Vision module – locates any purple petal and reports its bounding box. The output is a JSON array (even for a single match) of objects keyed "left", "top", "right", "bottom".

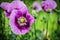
[
  {"left": 4, "top": 11, "right": 10, "bottom": 18},
  {"left": 14, "top": 0, "right": 21, "bottom": 1},
  {"left": 41, "top": 0, "right": 57, "bottom": 11},
  {"left": 46, "top": 0, "right": 57, "bottom": 9},
  {"left": 50, "top": 1, "right": 57, "bottom": 9},
  {"left": 1, "top": 1, "right": 28, "bottom": 18},
  {"left": 0, "top": 2, "right": 9, "bottom": 10},
  {"left": 26, "top": 12, "right": 34, "bottom": 26},
  {"left": 8, "top": 1, "right": 28, "bottom": 13}
]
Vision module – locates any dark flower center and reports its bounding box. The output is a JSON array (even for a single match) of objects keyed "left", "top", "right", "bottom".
[
  {"left": 42, "top": 6, "right": 46, "bottom": 11},
  {"left": 58, "top": 20, "right": 60, "bottom": 24},
  {"left": 33, "top": 6, "right": 37, "bottom": 10},
  {"left": 15, "top": 14, "right": 30, "bottom": 30}
]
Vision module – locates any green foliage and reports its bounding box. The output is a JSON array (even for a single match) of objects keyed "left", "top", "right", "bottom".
[{"left": 47, "top": 12, "right": 58, "bottom": 36}]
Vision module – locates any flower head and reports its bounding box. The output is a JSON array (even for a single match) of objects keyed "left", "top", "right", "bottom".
[
  {"left": 9, "top": 9, "right": 34, "bottom": 34},
  {"left": 1, "top": 1, "right": 27, "bottom": 18},
  {"left": 32, "top": 1, "right": 42, "bottom": 12},
  {"left": 58, "top": 19, "right": 60, "bottom": 24},
  {"left": 41, "top": 0, "right": 57, "bottom": 13}
]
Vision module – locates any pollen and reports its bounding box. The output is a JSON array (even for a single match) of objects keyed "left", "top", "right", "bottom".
[{"left": 19, "top": 17, "right": 25, "bottom": 23}]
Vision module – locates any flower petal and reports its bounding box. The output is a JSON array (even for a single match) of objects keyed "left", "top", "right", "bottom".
[
  {"left": 0, "top": 2, "right": 9, "bottom": 10},
  {"left": 8, "top": 1, "right": 28, "bottom": 13},
  {"left": 1, "top": 1, "right": 28, "bottom": 18},
  {"left": 4, "top": 11, "right": 10, "bottom": 18},
  {"left": 26, "top": 12, "right": 34, "bottom": 26}
]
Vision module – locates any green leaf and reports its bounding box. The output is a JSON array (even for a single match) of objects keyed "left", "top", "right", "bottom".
[
  {"left": 47, "top": 12, "right": 58, "bottom": 36},
  {"left": 35, "top": 11, "right": 48, "bottom": 31}
]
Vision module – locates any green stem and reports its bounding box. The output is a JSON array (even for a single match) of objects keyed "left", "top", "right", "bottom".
[
  {"left": 46, "top": 14, "right": 49, "bottom": 38},
  {"left": 34, "top": 19, "right": 36, "bottom": 40}
]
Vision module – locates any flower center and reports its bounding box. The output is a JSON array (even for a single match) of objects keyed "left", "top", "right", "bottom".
[
  {"left": 33, "top": 7, "right": 37, "bottom": 10},
  {"left": 18, "top": 16, "right": 27, "bottom": 26},
  {"left": 19, "top": 17, "right": 25, "bottom": 23}
]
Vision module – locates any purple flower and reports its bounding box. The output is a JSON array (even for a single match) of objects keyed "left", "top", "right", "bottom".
[
  {"left": 41, "top": 0, "right": 57, "bottom": 13},
  {"left": 9, "top": 9, "right": 34, "bottom": 34},
  {"left": 1, "top": 1, "right": 27, "bottom": 18},
  {"left": 32, "top": 1, "right": 42, "bottom": 12},
  {"left": 58, "top": 20, "right": 60, "bottom": 24}
]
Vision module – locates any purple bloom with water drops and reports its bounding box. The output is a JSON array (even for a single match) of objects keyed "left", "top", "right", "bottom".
[
  {"left": 32, "top": 1, "right": 42, "bottom": 12},
  {"left": 0, "top": 1, "right": 27, "bottom": 18},
  {"left": 9, "top": 9, "right": 34, "bottom": 34},
  {"left": 41, "top": 0, "right": 57, "bottom": 13}
]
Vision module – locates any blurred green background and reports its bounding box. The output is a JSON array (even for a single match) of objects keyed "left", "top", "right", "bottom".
[{"left": 0, "top": 0, "right": 60, "bottom": 40}]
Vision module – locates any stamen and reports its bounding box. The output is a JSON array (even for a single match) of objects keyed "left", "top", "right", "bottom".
[
  {"left": 19, "top": 17, "right": 25, "bottom": 23},
  {"left": 18, "top": 16, "right": 27, "bottom": 26}
]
